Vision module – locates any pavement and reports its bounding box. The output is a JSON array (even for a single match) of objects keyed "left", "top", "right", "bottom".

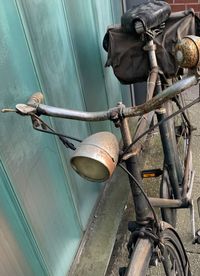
[{"left": 70, "top": 84, "right": 200, "bottom": 276}]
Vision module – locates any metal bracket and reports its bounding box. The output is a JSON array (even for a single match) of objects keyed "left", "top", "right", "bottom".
[
  {"left": 193, "top": 228, "right": 200, "bottom": 244},
  {"left": 143, "top": 43, "right": 157, "bottom": 52},
  {"left": 155, "top": 107, "right": 166, "bottom": 114},
  {"left": 193, "top": 197, "right": 200, "bottom": 244},
  {"left": 110, "top": 102, "right": 125, "bottom": 128}
]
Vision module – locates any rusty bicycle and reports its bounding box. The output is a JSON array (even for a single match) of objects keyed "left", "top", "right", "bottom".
[{"left": 2, "top": 1, "right": 200, "bottom": 275}]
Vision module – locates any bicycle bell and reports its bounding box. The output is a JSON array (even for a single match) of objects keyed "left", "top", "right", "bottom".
[
  {"left": 175, "top": 35, "right": 200, "bottom": 68},
  {"left": 70, "top": 132, "right": 119, "bottom": 182}
]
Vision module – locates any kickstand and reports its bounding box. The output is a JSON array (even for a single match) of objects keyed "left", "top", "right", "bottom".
[
  {"left": 190, "top": 200, "right": 196, "bottom": 239},
  {"left": 193, "top": 197, "right": 200, "bottom": 244}
]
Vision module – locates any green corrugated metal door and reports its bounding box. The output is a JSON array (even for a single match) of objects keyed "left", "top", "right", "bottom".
[{"left": 0, "top": 0, "right": 124, "bottom": 275}]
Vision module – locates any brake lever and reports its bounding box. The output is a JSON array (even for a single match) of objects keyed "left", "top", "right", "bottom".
[
  {"left": 1, "top": 104, "right": 37, "bottom": 115},
  {"left": 1, "top": 104, "right": 35, "bottom": 115},
  {"left": 1, "top": 108, "right": 17, "bottom": 113},
  {"left": 15, "top": 104, "right": 46, "bottom": 130},
  {"left": 15, "top": 104, "right": 37, "bottom": 115},
  {"left": 2, "top": 92, "right": 44, "bottom": 115}
]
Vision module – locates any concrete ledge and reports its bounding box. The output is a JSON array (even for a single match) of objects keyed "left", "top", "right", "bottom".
[{"left": 69, "top": 167, "right": 130, "bottom": 276}]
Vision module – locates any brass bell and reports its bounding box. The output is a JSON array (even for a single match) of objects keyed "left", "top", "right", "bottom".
[
  {"left": 70, "top": 132, "right": 119, "bottom": 182},
  {"left": 175, "top": 35, "right": 200, "bottom": 68}
]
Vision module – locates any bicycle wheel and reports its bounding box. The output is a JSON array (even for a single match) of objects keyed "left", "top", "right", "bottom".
[
  {"left": 160, "top": 94, "right": 192, "bottom": 227},
  {"left": 124, "top": 222, "right": 191, "bottom": 276},
  {"left": 171, "top": 94, "right": 191, "bottom": 181}
]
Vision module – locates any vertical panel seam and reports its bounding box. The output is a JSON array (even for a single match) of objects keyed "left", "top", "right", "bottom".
[
  {"left": 110, "top": 0, "right": 115, "bottom": 23},
  {"left": 91, "top": 0, "right": 119, "bottom": 133},
  {"left": 61, "top": 0, "right": 92, "bottom": 134},
  {"left": 91, "top": 1, "right": 111, "bottom": 110},
  {"left": 14, "top": 0, "right": 43, "bottom": 92},
  {"left": 14, "top": 0, "right": 85, "bottom": 231},
  {"left": 0, "top": 160, "right": 49, "bottom": 275}
]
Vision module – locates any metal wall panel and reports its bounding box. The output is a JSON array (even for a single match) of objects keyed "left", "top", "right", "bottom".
[
  {"left": 0, "top": 1, "right": 85, "bottom": 274},
  {"left": 0, "top": 162, "right": 45, "bottom": 275},
  {"left": 0, "top": 0, "right": 124, "bottom": 274},
  {"left": 16, "top": 0, "right": 102, "bottom": 230}
]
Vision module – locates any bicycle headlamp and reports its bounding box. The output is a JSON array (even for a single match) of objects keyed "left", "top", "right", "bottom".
[
  {"left": 175, "top": 35, "right": 200, "bottom": 68},
  {"left": 70, "top": 132, "right": 119, "bottom": 182}
]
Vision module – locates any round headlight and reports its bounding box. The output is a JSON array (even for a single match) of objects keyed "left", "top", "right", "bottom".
[{"left": 70, "top": 132, "right": 119, "bottom": 182}]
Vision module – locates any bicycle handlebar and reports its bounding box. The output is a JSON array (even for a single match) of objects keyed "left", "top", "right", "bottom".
[
  {"left": 124, "top": 74, "right": 198, "bottom": 117},
  {"left": 30, "top": 75, "right": 198, "bottom": 121},
  {"left": 2, "top": 74, "right": 198, "bottom": 120},
  {"left": 37, "top": 104, "right": 111, "bottom": 121}
]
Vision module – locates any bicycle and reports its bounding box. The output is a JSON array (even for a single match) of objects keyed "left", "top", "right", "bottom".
[{"left": 2, "top": 2, "right": 200, "bottom": 276}]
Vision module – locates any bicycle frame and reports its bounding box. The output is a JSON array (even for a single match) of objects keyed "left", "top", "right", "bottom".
[{"left": 2, "top": 40, "right": 199, "bottom": 227}]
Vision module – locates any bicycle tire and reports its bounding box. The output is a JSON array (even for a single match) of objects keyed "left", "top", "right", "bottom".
[
  {"left": 124, "top": 222, "right": 191, "bottom": 276},
  {"left": 171, "top": 94, "right": 191, "bottom": 181},
  {"left": 160, "top": 94, "right": 192, "bottom": 227}
]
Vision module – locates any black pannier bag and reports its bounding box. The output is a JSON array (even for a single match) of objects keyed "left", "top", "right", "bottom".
[{"left": 103, "top": 9, "right": 200, "bottom": 84}]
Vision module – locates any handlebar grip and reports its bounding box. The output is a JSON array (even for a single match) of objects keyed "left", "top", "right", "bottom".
[{"left": 27, "top": 92, "right": 44, "bottom": 106}]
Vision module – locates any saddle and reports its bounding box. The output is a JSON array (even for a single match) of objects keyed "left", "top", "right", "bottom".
[{"left": 121, "top": 0, "right": 171, "bottom": 34}]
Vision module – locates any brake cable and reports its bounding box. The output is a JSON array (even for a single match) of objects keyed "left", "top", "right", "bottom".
[
  {"left": 30, "top": 113, "right": 82, "bottom": 150},
  {"left": 120, "top": 96, "right": 200, "bottom": 161}
]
